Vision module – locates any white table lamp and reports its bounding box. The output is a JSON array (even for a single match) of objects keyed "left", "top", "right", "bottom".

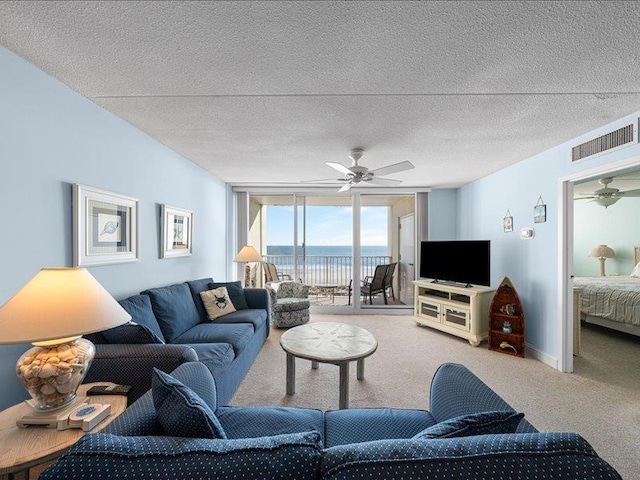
[
  {"left": 0, "top": 268, "right": 131, "bottom": 411},
  {"left": 589, "top": 245, "right": 615, "bottom": 276},
  {"left": 234, "top": 246, "right": 263, "bottom": 287}
]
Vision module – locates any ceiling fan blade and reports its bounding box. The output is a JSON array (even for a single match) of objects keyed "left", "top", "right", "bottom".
[
  {"left": 368, "top": 177, "right": 402, "bottom": 186},
  {"left": 325, "top": 162, "right": 353, "bottom": 176},
  {"left": 617, "top": 188, "right": 640, "bottom": 197},
  {"left": 300, "top": 178, "right": 347, "bottom": 184},
  {"left": 338, "top": 182, "right": 353, "bottom": 192},
  {"left": 369, "top": 161, "right": 415, "bottom": 177},
  {"left": 574, "top": 196, "right": 596, "bottom": 200}
]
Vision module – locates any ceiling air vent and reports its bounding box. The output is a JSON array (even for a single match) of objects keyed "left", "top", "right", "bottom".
[{"left": 571, "top": 121, "right": 638, "bottom": 163}]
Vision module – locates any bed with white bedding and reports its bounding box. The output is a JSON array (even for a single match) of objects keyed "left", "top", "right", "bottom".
[{"left": 573, "top": 246, "right": 640, "bottom": 336}]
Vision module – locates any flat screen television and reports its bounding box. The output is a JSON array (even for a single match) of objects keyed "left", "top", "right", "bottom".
[{"left": 419, "top": 240, "right": 491, "bottom": 287}]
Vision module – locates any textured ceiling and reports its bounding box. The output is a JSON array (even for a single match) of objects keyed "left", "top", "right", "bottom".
[{"left": 1, "top": 1, "right": 640, "bottom": 189}]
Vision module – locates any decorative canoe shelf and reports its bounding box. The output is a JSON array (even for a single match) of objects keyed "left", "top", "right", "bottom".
[{"left": 488, "top": 276, "right": 525, "bottom": 358}]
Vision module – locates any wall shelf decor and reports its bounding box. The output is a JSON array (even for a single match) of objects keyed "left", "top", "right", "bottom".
[
  {"left": 73, "top": 184, "right": 139, "bottom": 267},
  {"left": 488, "top": 276, "right": 525, "bottom": 358},
  {"left": 161, "top": 205, "right": 193, "bottom": 258}
]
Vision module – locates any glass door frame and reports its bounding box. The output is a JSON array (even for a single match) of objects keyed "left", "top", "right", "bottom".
[{"left": 236, "top": 186, "right": 424, "bottom": 314}]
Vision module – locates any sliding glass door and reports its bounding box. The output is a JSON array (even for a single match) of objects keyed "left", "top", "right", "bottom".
[
  {"left": 244, "top": 191, "right": 415, "bottom": 311},
  {"left": 359, "top": 194, "right": 415, "bottom": 309}
]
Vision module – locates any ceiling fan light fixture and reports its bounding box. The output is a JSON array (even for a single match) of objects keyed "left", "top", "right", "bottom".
[{"left": 594, "top": 196, "right": 619, "bottom": 208}]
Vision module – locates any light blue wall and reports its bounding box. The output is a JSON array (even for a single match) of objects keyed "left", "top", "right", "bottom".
[
  {"left": 457, "top": 111, "right": 640, "bottom": 362},
  {"left": 428, "top": 189, "right": 458, "bottom": 240},
  {"left": 574, "top": 198, "right": 640, "bottom": 276},
  {"left": 0, "top": 47, "right": 229, "bottom": 409}
]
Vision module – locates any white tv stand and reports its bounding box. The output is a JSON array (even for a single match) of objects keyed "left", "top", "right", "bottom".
[{"left": 413, "top": 279, "right": 495, "bottom": 346}]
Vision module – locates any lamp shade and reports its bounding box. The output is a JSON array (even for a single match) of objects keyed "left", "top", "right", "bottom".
[
  {"left": 0, "top": 267, "right": 131, "bottom": 345},
  {"left": 589, "top": 245, "right": 615, "bottom": 259},
  {"left": 233, "top": 245, "right": 263, "bottom": 263}
]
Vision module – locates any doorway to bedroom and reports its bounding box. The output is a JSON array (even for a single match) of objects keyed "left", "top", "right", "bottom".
[
  {"left": 561, "top": 158, "right": 640, "bottom": 372},
  {"left": 572, "top": 168, "right": 640, "bottom": 351}
]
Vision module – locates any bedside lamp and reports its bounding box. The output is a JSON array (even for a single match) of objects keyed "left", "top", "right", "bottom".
[
  {"left": 234, "top": 246, "right": 263, "bottom": 287},
  {"left": 589, "top": 245, "right": 615, "bottom": 276},
  {"left": 0, "top": 268, "right": 130, "bottom": 411}
]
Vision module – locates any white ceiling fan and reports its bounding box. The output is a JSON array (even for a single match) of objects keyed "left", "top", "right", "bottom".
[
  {"left": 303, "top": 148, "right": 415, "bottom": 192},
  {"left": 575, "top": 177, "right": 640, "bottom": 208}
]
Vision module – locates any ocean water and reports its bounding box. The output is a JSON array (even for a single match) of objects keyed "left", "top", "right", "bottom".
[
  {"left": 266, "top": 245, "right": 390, "bottom": 284},
  {"left": 267, "top": 245, "right": 388, "bottom": 258}
]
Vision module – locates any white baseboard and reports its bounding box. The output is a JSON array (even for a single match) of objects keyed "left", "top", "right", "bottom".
[{"left": 525, "top": 342, "right": 558, "bottom": 369}]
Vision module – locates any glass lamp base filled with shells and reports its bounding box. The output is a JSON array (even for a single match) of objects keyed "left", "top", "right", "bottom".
[{"left": 16, "top": 337, "right": 95, "bottom": 410}]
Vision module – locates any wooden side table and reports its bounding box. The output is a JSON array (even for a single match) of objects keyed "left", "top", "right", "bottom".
[
  {"left": 0, "top": 382, "right": 127, "bottom": 480},
  {"left": 314, "top": 283, "right": 338, "bottom": 304}
]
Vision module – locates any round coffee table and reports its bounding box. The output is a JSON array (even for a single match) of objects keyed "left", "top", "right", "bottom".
[{"left": 280, "top": 322, "right": 377, "bottom": 409}]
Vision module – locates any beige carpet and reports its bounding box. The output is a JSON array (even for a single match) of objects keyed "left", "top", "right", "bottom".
[{"left": 231, "top": 314, "right": 639, "bottom": 479}]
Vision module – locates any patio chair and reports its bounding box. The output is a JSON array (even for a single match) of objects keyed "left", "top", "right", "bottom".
[
  {"left": 383, "top": 262, "right": 397, "bottom": 301},
  {"left": 263, "top": 262, "right": 292, "bottom": 283},
  {"left": 360, "top": 264, "right": 389, "bottom": 305}
]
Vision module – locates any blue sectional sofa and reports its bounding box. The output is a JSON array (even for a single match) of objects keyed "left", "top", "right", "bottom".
[
  {"left": 83, "top": 278, "right": 270, "bottom": 405},
  {"left": 49, "top": 362, "right": 621, "bottom": 479}
]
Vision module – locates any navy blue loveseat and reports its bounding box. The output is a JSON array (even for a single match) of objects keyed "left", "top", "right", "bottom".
[
  {"left": 83, "top": 278, "right": 269, "bottom": 405},
  {"left": 52, "top": 362, "right": 621, "bottom": 479}
]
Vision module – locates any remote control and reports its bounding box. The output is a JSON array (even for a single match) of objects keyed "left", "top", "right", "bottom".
[{"left": 87, "top": 384, "right": 132, "bottom": 396}]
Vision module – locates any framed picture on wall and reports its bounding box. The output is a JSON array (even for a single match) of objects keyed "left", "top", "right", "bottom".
[
  {"left": 161, "top": 204, "right": 193, "bottom": 258},
  {"left": 73, "top": 184, "right": 139, "bottom": 266},
  {"left": 534, "top": 196, "right": 547, "bottom": 223},
  {"left": 503, "top": 210, "right": 513, "bottom": 233}
]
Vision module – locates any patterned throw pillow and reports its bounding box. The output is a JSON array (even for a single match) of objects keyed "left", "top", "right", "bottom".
[
  {"left": 209, "top": 281, "right": 249, "bottom": 310},
  {"left": 412, "top": 410, "right": 524, "bottom": 439},
  {"left": 152, "top": 368, "right": 227, "bottom": 439},
  {"left": 101, "top": 322, "right": 164, "bottom": 344},
  {"left": 200, "top": 287, "right": 237, "bottom": 320}
]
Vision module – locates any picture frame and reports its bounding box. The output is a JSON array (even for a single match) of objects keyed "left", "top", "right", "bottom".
[
  {"left": 534, "top": 196, "right": 547, "bottom": 223},
  {"left": 161, "top": 205, "right": 193, "bottom": 258},
  {"left": 503, "top": 210, "right": 513, "bottom": 233},
  {"left": 73, "top": 184, "right": 139, "bottom": 267}
]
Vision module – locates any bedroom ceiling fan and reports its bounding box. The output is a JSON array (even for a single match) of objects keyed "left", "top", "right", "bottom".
[
  {"left": 575, "top": 177, "right": 640, "bottom": 208},
  {"left": 303, "top": 148, "right": 415, "bottom": 192}
]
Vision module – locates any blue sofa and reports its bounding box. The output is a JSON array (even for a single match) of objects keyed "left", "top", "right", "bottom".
[
  {"left": 48, "top": 362, "right": 621, "bottom": 479},
  {"left": 83, "top": 278, "right": 270, "bottom": 405}
]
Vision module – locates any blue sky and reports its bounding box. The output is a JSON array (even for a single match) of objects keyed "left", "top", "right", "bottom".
[{"left": 267, "top": 205, "right": 388, "bottom": 246}]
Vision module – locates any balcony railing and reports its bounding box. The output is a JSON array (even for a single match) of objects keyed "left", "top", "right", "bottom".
[{"left": 263, "top": 255, "right": 392, "bottom": 290}]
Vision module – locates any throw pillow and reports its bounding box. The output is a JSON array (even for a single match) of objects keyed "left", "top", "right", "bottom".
[
  {"left": 201, "top": 287, "right": 237, "bottom": 320},
  {"left": 631, "top": 262, "right": 640, "bottom": 277},
  {"left": 209, "top": 281, "right": 249, "bottom": 310},
  {"left": 101, "top": 322, "right": 164, "bottom": 344},
  {"left": 117, "top": 294, "right": 166, "bottom": 343},
  {"left": 412, "top": 410, "right": 524, "bottom": 439},
  {"left": 152, "top": 368, "right": 227, "bottom": 439}
]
